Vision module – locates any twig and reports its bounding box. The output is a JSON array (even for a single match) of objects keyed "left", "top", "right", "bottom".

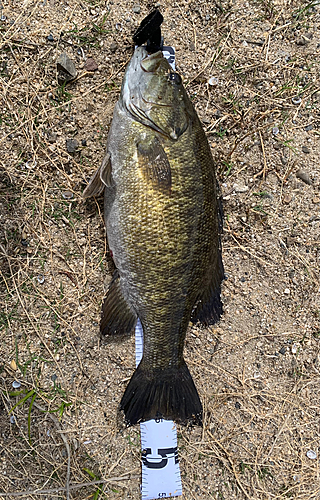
[{"left": 258, "top": 130, "right": 267, "bottom": 181}]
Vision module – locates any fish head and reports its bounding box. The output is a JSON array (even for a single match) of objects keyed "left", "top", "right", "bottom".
[{"left": 121, "top": 46, "right": 192, "bottom": 140}]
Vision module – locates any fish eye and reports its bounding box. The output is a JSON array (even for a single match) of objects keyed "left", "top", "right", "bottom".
[{"left": 169, "top": 72, "right": 182, "bottom": 85}]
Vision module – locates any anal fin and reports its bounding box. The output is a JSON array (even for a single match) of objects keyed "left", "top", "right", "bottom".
[{"left": 100, "top": 270, "right": 137, "bottom": 337}]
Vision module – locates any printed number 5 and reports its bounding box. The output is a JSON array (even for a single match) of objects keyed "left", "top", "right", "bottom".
[{"left": 142, "top": 447, "right": 178, "bottom": 469}]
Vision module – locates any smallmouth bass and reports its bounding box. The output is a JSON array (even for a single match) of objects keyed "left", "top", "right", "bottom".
[{"left": 83, "top": 47, "right": 224, "bottom": 426}]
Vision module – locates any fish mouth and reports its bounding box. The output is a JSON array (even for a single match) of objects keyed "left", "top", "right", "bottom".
[
  {"left": 129, "top": 46, "right": 164, "bottom": 75},
  {"left": 140, "top": 50, "right": 164, "bottom": 73}
]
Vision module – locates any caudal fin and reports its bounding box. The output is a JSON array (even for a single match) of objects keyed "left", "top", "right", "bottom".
[{"left": 120, "top": 360, "right": 202, "bottom": 426}]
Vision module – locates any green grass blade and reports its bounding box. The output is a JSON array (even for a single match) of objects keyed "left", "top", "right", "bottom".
[
  {"left": 28, "top": 392, "right": 37, "bottom": 444},
  {"left": 10, "top": 389, "right": 35, "bottom": 413}
]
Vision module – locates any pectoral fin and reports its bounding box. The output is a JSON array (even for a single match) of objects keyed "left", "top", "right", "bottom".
[
  {"left": 82, "top": 152, "right": 112, "bottom": 198},
  {"left": 137, "top": 138, "right": 171, "bottom": 194}
]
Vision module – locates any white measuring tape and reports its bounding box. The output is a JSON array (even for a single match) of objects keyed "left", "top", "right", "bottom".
[
  {"left": 135, "top": 319, "right": 182, "bottom": 500},
  {"left": 134, "top": 45, "right": 181, "bottom": 500},
  {"left": 162, "top": 46, "right": 175, "bottom": 71}
]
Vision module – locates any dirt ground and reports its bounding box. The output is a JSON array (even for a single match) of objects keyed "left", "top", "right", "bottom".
[{"left": 1, "top": 0, "right": 320, "bottom": 499}]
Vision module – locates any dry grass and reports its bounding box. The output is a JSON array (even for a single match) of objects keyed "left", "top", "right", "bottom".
[{"left": 1, "top": 0, "right": 320, "bottom": 499}]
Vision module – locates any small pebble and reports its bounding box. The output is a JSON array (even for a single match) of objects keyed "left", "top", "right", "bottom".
[
  {"left": 86, "top": 103, "right": 94, "bottom": 113},
  {"left": 57, "top": 52, "right": 77, "bottom": 81},
  {"left": 235, "top": 402, "right": 241, "bottom": 409},
  {"left": 110, "top": 41, "right": 118, "bottom": 52},
  {"left": 306, "top": 450, "right": 317, "bottom": 460},
  {"left": 292, "top": 96, "right": 301, "bottom": 105},
  {"left": 296, "top": 37, "right": 309, "bottom": 46},
  {"left": 132, "top": 4, "right": 141, "bottom": 13},
  {"left": 10, "top": 416, "right": 16, "bottom": 424},
  {"left": 56, "top": 354, "right": 60, "bottom": 361},
  {"left": 10, "top": 359, "right": 17, "bottom": 370},
  {"left": 208, "top": 76, "right": 219, "bottom": 86},
  {"left": 302, "top": 145, "right": 310, "bottom": 154},
  {"left": 296, "top": 170, "right": 312, "bottom": 185},
  {"left": 284, "top": 288, "right": 290, "bottom": 295},
  {"left": 272, "top": 126, "right": 279, "bottom": 135},
  {"left": 62, "top": 191, "right": 74, "bottom": 199},
  {"left": 25, "top": 160, "right": 37, "bottom": 169},
  {"left": 84, "top": 57, "right": 98, "bottom": 72},
  {"left": 12, "top": 380, "right": 21, "bottom": 389},
  {"left": 47, "top": 132, "right": 57, "bottom": 143},
  {"left": 283, "top": 194, "right": 292, "bottom": 204},
  {"left": 66, "top": 139, "right": 79, "bottom": 154},
  {"left": 51, "top": 374, "right": 58, "bottom": 382},
  {"left": 37, "top": 275, "right": 45, "bottom": 284},
  {"left": 305, "top": 124, "right": 313, "bottom": 131},
  {"left": 291, "top": 343, "right": 298, "bottom": 354},
  {"left": 81, "top": 139, "right": 87, "bottom": 146},
  {"left": 279, "top": 346, "right": 286, "bottom": 355},
  {"left": 47, "top": 34, "right": 54, "bottom": 42}
]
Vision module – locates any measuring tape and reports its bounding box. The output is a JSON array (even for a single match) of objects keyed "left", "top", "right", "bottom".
[{"left": 135, "top": 319, "right": 182, "bottom": 500}]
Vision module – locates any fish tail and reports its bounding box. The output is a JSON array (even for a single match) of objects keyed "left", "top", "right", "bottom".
[{"left": 120, "top": 360, "right": 202, "bottom": 426}]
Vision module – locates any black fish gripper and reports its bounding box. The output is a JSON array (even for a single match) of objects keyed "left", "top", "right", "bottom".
[{"left": 133, "top": 9, "right": 164, "bottom": 53}]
